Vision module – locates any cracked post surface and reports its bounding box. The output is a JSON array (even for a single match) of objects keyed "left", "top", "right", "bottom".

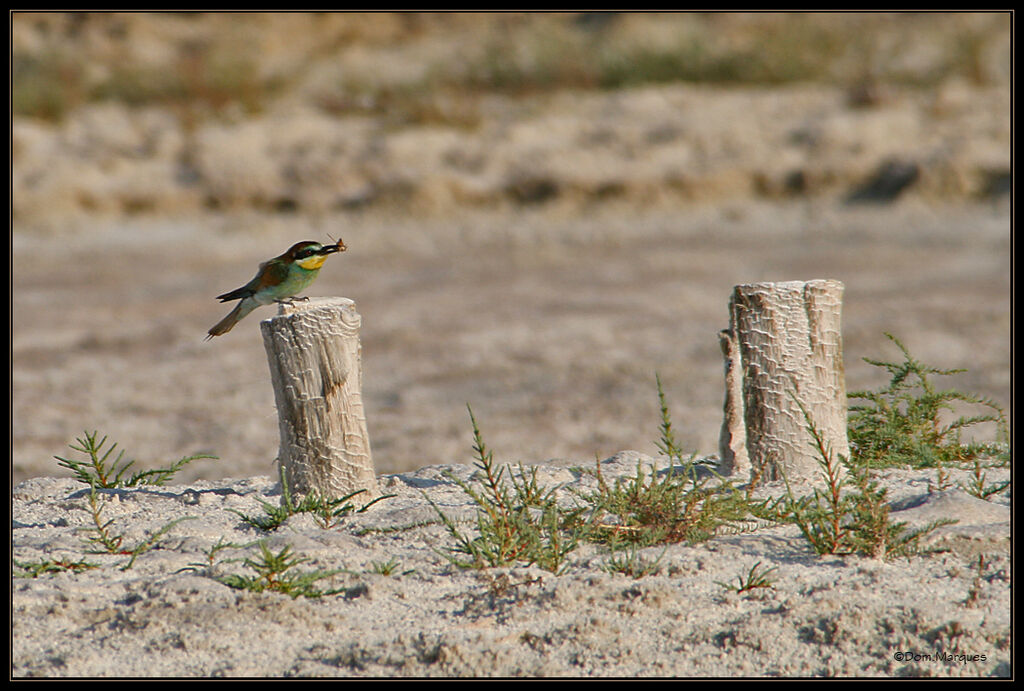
[
  {"left": 720, "top": 280, "right": 849, "bottom": 482},
  {"left": 261, "top": 297, "right": 381, "bottom": 505}
]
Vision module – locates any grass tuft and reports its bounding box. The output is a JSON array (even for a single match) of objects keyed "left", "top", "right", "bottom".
[
  {"left": 570, "top": 455, "right": 755, "bottom": 547},
  {"left": 369, "top": 557, "right": 403, "bottom": 577},
  {"left": 602, "top": 541, "right": 666, "bottom": 578},
  {"left": 716, "top": 561, "right": 779, "bottom": 595}
]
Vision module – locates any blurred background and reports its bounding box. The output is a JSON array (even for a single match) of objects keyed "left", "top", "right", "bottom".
[{"left": 12, "top": 12, "right": 1011, "bottom": 484}]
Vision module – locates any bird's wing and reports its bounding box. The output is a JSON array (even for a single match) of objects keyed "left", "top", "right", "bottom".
[
  {"left": 254, "top": 259, "right": 290, "bottom": 291},
  {"left": 214, "top": 259, "right": 288, "bottom": 302}
]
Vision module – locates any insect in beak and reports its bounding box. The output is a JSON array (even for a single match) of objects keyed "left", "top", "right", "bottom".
[{"left": 325, "top": 234, "right": 347, "bottom": 253}]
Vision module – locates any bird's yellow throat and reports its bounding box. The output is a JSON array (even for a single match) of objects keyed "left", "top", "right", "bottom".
[{"left": 296, "top": 255, "right": 329, "bottom": 270}]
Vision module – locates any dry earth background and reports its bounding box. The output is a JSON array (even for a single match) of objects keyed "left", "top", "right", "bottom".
[{"left": 12, "top": 13, "right": 1011, "bottom": 492}]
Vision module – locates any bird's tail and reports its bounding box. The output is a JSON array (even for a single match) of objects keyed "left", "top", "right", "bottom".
[{"left": 205, "top": 299, "right": 259, "bottom": 340}]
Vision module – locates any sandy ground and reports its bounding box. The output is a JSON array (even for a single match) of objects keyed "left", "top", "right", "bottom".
[{"left": 12, "top": 454, "right": 1011, "bottom": 677}]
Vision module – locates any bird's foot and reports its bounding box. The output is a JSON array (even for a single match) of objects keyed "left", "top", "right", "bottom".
[{"left": 275, "top": 296, "right": 310, "bottom": 305}]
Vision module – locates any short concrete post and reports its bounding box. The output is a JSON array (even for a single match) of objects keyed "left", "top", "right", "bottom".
[
  {"left": 260, "top": 297, "right": 381, "bottom": 505},
  {"left": 718, "top": 280, "right": 850, "bottom": 483}
]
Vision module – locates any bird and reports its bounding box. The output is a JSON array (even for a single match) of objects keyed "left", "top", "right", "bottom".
[{"left": 205, "top": 239, "right": 345, "bottom": 340}]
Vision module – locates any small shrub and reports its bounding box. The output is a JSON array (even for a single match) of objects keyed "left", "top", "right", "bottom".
[
  {"left": 571, "top": 455, "right": 755, "bottom": 547},
  {"left": 848, "top": 333, "right": 1008, "bottom": 469},
  {"left": 215, "top": 541, "right": 346, "bottom": 599}
]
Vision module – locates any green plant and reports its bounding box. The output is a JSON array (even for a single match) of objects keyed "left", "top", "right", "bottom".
[
  {"left": 962, "top": 554, "right": 995, "bottom": 608},
  {"left": 848, "top": 334, "right": 1008, "bottom": 469},
  {"left": 427, "top": 405, "right": 579, "bottom": 574},
  {"left": 716, "top": 561, "right": 779, "bottom": 594},
  {"left": 572, "top": 455, "right": 755, "bottom": 547},
  {"left": 960, "top": 458, "right": 1011, "bottom": 501},
  {"left": 781, "top": 398, "right": 854, "bottom": 555},
  {"left": 784, "top": 398, "right": 956, "bottom": 560},
  {"left": 929, "top": 462, "right": 956, "bottom": 494},
  {"left": 569, "top": 376, "right": 759, "bottom": 547},
  {"left": 13, "top": 557, "right": 99, "bottom": 578},
  {"left": 654, "top": 373, "right": 698, "bottom": 468},
  {"left": 82, "top": 485, "right": 195, "bottom": 570},
  {"left": 845, "top": 455, "right": 957, "bottom": 559},
  {"left": 602, "top": 540, "right": 666, "bottom": 578},
  {"left": 177, "top": 537, "right": 259, "bottom": 575},
  {"left": 55, "top": 430, "right": 215, "bottom": 488},
  {"left": 369, "top": 558, "right": 402, "bottom": 576},
  {"left": 215, "top": 541, "right": 346, "bottom": 599},
  {"left": 432, "top": 382, "right": 772, "bottom": 576},
  {"left": 229, "top": 466, "right": 391, "bottom": 531}
]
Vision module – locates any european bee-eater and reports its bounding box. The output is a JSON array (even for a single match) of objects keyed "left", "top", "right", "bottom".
[{"left": 205, "top": 239, "right": 345, "bottom": 340}]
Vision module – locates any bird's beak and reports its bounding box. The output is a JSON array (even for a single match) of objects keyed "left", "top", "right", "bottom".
[{"left": 319, "top": 244, "right": 343, "bottom": 255}]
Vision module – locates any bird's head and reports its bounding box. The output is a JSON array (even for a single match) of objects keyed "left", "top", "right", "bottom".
[{"left": 286, "top": 240, "right": 344, "bottom": 270}]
